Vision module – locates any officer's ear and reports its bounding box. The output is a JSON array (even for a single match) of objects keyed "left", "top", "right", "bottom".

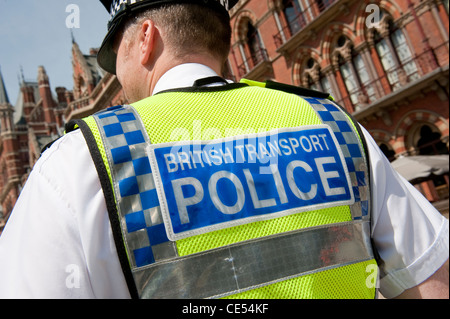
[{"left": 139, "top": 19, "right": 157, "bottom": 66}]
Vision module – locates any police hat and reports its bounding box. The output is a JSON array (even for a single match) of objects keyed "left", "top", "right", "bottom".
[{"left": 98, "top": 0, "right": 238, "bottom": 74}]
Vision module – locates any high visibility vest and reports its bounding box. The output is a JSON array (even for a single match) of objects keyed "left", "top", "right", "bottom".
[{"left": 68, "top": 78, "right": 378, "bottom": 299}]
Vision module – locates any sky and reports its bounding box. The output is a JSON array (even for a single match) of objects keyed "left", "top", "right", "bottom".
[{"left": 0, "top": 0, "right": 110, "bottom": 105}]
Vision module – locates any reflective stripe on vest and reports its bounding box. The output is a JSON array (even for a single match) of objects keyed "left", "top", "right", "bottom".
[
  {"left": 86, "top": 84, "right": 376, "bottom": 298},
  {"left": 135, "top": 221, "right": 372, "bottom": 298}
]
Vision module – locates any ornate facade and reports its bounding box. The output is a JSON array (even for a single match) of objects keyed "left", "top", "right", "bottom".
[
  {"left": 64, "top": 41, "right": 125, "bottom": 122},
  {"left": 0, "top": 40, "right": 124, "bottom": 234},
  {"left": 0, "top": 66, "right": 70, "bottom": 231}
]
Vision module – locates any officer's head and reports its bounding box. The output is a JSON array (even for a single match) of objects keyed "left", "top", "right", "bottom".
[{"left": 97, "top": 0, "right": 238, "bottom": 75}]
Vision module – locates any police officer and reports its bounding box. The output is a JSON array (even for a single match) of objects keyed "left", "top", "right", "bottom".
[{"left": 0, "top": 0, "right": 448, "bottom": 299}]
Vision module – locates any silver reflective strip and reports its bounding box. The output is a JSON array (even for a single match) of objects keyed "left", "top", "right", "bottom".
[{"left": 133, "top": 221, "right": 373, "bottom": 299}]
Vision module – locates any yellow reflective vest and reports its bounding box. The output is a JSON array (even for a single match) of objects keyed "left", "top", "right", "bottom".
[{"left": 68, "top": 78, "right": 378, "bottom": 299}]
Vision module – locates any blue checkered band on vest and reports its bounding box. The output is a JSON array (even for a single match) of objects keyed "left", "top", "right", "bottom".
[
  {"left": 93, "top": 105, "right": 177, "bottom": 269},
  {"left": 305, "top": 97, "right": 370, "bottom": 221}
]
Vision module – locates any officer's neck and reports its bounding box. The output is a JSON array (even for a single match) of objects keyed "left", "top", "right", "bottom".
[{"left": 147, "top": 53, "right": 223, "bottom": 96}]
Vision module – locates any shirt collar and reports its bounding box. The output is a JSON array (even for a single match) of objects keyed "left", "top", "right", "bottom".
[{"left": 152, "top": 63, "right": 220, "bottom": 95}]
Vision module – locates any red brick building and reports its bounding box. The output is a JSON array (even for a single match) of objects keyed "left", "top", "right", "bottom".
[
  {"left": 0, "top": 37, "right": 127, "bottom": 233},
  {"left": 0, "top": 66, "right": 70, "bottom": 230},
  {"left": 1, "top": 0, "right": 449, "bottom": 232},
  {"left": 64, "top": 41, "right": 126, "bottom": 122}
]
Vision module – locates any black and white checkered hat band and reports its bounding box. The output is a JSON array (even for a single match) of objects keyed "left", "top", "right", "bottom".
[{"left": 107, "top": 0, "right": 236, "bottom": 25}]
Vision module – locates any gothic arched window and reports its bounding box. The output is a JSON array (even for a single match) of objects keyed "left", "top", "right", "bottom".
[
  {"left": 282, "top": 0, "right": 306, "bottom": 35},
  {"left": 417, "top": 124, "right": 448, "bottom": 155},
  {"left": 370, "top": 13, "right": 419, "bottom": 91},
  {"left": 237, "top": 20, "right": 267, "bottom": 76},
  {"left": 333, "top": 35, "right": 375, "bottom": 110},
  {"left": 301, "top": 57, "right": 335, "bottom": 96}
]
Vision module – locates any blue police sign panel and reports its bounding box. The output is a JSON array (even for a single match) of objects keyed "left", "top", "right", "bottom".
[{"left": 148, "top": 125, "right": 354, "bottom": 241}]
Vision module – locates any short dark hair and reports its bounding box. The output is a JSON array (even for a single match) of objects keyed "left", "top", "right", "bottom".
[{"left": 123, "top": 3, "right": 232, "bottom": 63}]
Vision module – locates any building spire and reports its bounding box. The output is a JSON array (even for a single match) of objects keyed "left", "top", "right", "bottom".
[
  {"left": 19, "top": 65, "right": 25, "bottom": 85},
  {"left": 0, "top": 66, "right": 10, "bottom": 105}
]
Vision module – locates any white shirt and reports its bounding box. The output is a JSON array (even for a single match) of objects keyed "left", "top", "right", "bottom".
[{"left": 0, "top": 63, "right": 448, "bottom": 299}]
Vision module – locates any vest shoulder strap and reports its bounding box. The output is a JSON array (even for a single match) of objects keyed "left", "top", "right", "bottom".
[{"left": 40, "top": 121, "right": 81, "bottom": 155}]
